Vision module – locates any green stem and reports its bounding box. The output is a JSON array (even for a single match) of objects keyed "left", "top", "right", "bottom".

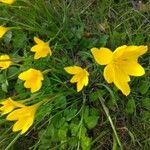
[
  {"left": 99, "top": 97, "right": 123, "bottom": 150},
  {"left": 42, "top": 69, "right": 52, "bottom": 74},
  {"left": 5, "top": 134, "right": 20, "bottom": 150}
]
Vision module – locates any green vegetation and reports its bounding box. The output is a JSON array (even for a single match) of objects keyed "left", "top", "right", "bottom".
[{"left": 0, "top": 0, "right": 150, "bottom": 149}]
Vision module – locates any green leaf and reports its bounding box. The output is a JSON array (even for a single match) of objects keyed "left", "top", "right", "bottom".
[
  {"left": 53, "top": 115, "right": 66, "bottom": 129},
  {"left": 90, "top": 108, "right": 99, "bottom": 116},
  {"left": 64, "top": 108, "right": 77, "bottom": 121},
  {"left": 98, "top": 34, "right": 109, "bottom": 47},
  {"left": 1, "top": 81, "right": 8, "bottom": 93},
  {"left": 143, "top": 111, "right": 150, "bottom": 121},
  {"left": 84, "top": 116, "right": 99, "bottom": 129},
  {"left": 0, "top": 74, "right": 5, "bottom": 83},
  {"left": 83, "top": 107, "right": 99, "bottom": 129},
  {"left": 70, "top": 123, "right": 79, "bottom": 136},
  {"left": 139, "top": 81, "right": 150, "bottom": 95},
  {"left": 58, "top": 122, "right": 68, "bottom": 140},
  {"left": 89, "top": 89, "right": 106, "bottom": 102},
  {"left": 7, "top": 67, "right": 19, "bottom": 79},
  {"left": 81, "top": 136, "right": 91, "bottom": 150},
  {"left": 83, "top": 106, "right": 89, "bottom": 119},
  {"left": 54, "top": 96, "right": 66, "bottom": 109},
  {"left": 12, "top": 31, "right": 27, "bottom": 49},
  {"left": 142, "top": 98, "right": 150, "bottom": 110},
  {"left": 4, "top": 31, "right": 12, "bottom": 44},
  {"left": 125, "top": 98, "right": 136, "bottom": 114}
]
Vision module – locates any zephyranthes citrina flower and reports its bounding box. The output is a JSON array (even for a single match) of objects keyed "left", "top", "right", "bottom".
[
  {"left": 6, "top": 103, "right": 39, "bottom": 134},
  {"left": 0, "top": 0, "right": 15, "bottom": 4},
  {"left": 0, "top": 26, "right": 10, "bottom": 38},
  {"left": 0, "top": 98, "right": 25, "bottom": 115},
  {"left": 91, "top": 45, "right": 148, "bottom": 96},
  {"left": 31, "top": 37, "right": 52, "bottom": 59},
  {"left": 0, "top": 54, "right": 12, "bottom": 69},
  {"left": 64, "top": 66, "right": 89, "bottom": 92},
  {"left": 18, "top": 68, "right": 44, "bottom": 93}
]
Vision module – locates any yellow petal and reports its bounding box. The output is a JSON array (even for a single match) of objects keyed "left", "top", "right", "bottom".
[
  {"left": 0, "top": 54, "right": 12, "bottom": 69},
  {"left": 103, "top": 64, "right": 114, "bottom": 83},
  {"left": 114, "top": 79, "right": 130, "bottom": 96},
  {"left": 120, "top": 61, "right": 145, "bottom": 76},
  {"left": 0, "top": 26, "right": 9, "bottom": 38},
  {"left": 91, "top": 47, "right": 113, "bottom": 65},
  {"left": 83, "top": 76, "right": 89, "bottom": 86},
  {"left": 23, "top": 77, "right": 42, "bottom": 93},
  {"left": 64, "top": 66, "right": 82, "bottom": 74},
  {"left": 20, "top": 118, "right": 34, "bottom": 134},
  {"left": 31, "top": 38, "right": 51, "bottom": 59},
  {"left": 122, "top": 46, "right": 148, "bottom": 60},
  {"left": 0, "top": 0, "right": 15, "bottom": 4},
  {"left": 114, "top": 45, "right": 148, "bottom": 60},
  {"left": 34, "top": 47, "right": 50, "bottom": 59},
  {"left": 70, "top": 74, "right": 80, "bottom": 83},
  {"left": 77, "top": 81, "right": 84, "bottom": 92},
  {"left": 6, "top": 109, "right": 22, "bottom": 120},
  {"left": 0, "top": 106, "right": 14, "bottom": 115},
  {"left": 34, "top": 37, "right": 44, "bottom": 44},
  {"left": 113, "top": 65, "right": 131, "bottom": 96},
  {"left": 19, "top": 68, "right": 43, "bottom": 82},
  {"left": 0, "top": 98, "right": 24, "bottom": 115},
  {"left": 30, "top": 80, "right": 42, "bottom": 93},
  {"left": 30, "top": 45, "right": 42, "bottom": 52},
  {"left": 113, "top": 45, "right": 127, "bottom": 58},
  {"left": 13, "top": 119, "right": 27, "bottom": 132},
  {"left": 18, "top": 70, "right": 30, "bottom": 80},
  {"left": 115, "top": 65, "right": 130, "bottom": 82}
]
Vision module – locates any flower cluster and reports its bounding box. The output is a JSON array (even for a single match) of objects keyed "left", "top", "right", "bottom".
[
  {"left": 0, "top": 0, "right": 149, "bottom": 135},
  {"left": 0, "top": 98, "right": 39, "bottom": 134}
]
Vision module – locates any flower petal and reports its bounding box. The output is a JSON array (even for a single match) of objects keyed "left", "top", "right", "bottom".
[
  {"left": 0, "top": 106, "right": 13, "bottom": 115},
  {"left": 114, "top": 79, "right": 130, "bottom": 96},
  {"left": 6, "top": 109, "right": 22, "bottom": 120},
  {"left": 30, "top": 45, "right": 41, "bottom": 52},
  {"left": 0, "top": 54, "right": 12, "bottom": 69},
  {"left": 83, "top": 76, "right": 89, "bottom": 86},
  {"left": 34, "top": 37, "right": 44, "bottom": 44},
  {"left": 91, "top": 47, "right": 113, "bottom": 65},
  {"left": 34, "top": 47, "right": 50, "bottom": 59},
  {"left": 122, "top": 46, "right": 148, "bottom": 60},
  {"left": 114, "top": 45, "right": 148, "bottom": 60},
  {"left": 13, "top": 119, "right": 26, "bottom": 132},
  {"left": 113, "top": 65, "right": 131, "bottom": 96},
  {"left": 30, "top": 80, "right": 42, "bottom": 93},
  {"left": 20, "top": 118, "right": 34, "bottom": 134},
  {"left": 0, "top": 26, "right": 9, "bottom": 38},
  {"left": 0, "top": 0, "right": 15, "bottom": 4},
  {"left": 64, "top": 66, "right": 82, "bottom": 74},
  {"left": 18, "top": 70, "right": 31, "bottom": 80},
  {"left": 113, "top": 45, "right": 127, "bottom": 58},
  {"left": 70, "top": 74, "right": 80, "bottom": 83},
  {"left": 120, "top": 61, "right": 145, "bottom": 76},
  {"left": 103, "top": 64, "right": 114, "bottom": 83},
  {"left": 77, "top": 81, "right": 84, "bottom": 92}
]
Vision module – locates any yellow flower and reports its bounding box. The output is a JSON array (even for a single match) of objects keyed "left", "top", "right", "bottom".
[
  {"left": 0, "top": 98, "right": 25, "bottom": 115},
  {"left": 6, "top": 104, "right": 39, "bottom": 134},
  {"left": 0, "top": 54, "right": 12, "bottom": 69},
  {"left": 18, "top": 68, "right": 44, "bottom": 93},
  {"left": 64, "top": 66, "right": 89, "bottom": 92},
  {"left": 0, "top": 0, "right": 15, "bottom": 4},
  {"left": 0, "top": 26, "right": 10, "bottom": 38},
  {"left": 91, "top": 45, "right": 148, "bottom": 96},
  {"left": 31, "top": 37, "right": 52, "bottom": 59}
]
